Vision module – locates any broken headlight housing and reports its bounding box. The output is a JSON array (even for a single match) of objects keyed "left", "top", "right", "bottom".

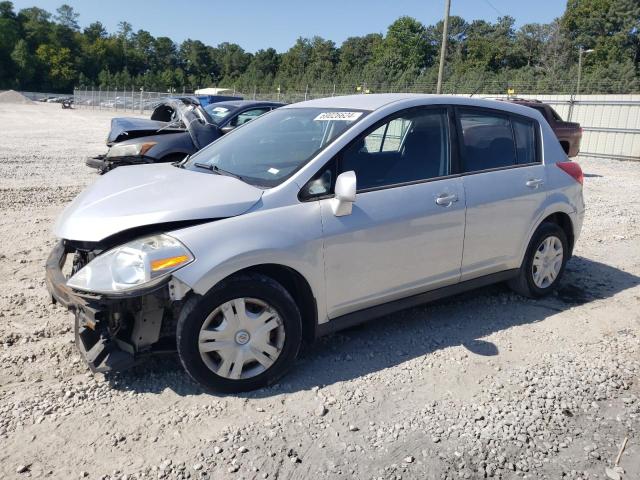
[
  {"left": 67, "top": 234, "right": 194, "bottom": 294},
  {"left": 106, "top": 141, "right": 156, "bottom": 158}
]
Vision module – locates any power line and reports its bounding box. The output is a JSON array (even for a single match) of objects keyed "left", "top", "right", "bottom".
[{"left": 482, "top": 0, "right": 504, "bottom": 16}]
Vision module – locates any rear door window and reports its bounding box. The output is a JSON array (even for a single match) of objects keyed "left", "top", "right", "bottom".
[{"left": 458, "top": 109, "right": 516, "bottom": 172}]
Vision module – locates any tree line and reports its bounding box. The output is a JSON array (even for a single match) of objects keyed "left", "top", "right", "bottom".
[{"left": 0, "top": 0, "right": 639, "bottom": 95}]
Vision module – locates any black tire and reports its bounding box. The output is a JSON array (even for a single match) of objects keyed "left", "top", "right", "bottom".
[
  {"left": 176, "top": 273, "right": 302, "bottom": 393},
  {"left": 508, "top": 222, "right": 569, "bottom": 298}
]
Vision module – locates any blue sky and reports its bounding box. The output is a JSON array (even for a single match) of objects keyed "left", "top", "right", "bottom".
[{"left": 10, "top": 0, "right": 567, "bottom": 52}]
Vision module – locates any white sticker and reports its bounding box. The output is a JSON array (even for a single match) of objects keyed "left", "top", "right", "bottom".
[
  {"left": 314, "top": 111, "right": 363, "bottom": 122},
  {"left": 267, "top": 167, "right": 280, "bottom": 175}
]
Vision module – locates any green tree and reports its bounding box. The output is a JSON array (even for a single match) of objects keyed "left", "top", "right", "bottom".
[
  {"left": 179, "top": 39, "right": 215, "bottom": 86},
  {"left": 278, "top": 38, "right": 313, "bottom": 87},
  {"left": 338, "top": 33, "right": 382, "bottom": 82},
  {"left": 54, "top": 4, "right": 79, "bottom": 30},
  {"left": 84, "top": 21, "right": 107, "bottom": 43},
  {"left": 17, "top": 7, "right": 51, "bottom": 50},
  {"left": 0, "top": 1, "right": 20, "bottom": 86},
  {"left": 1, "top": 3, "right": 638, "bottom": 94},
  {"left": 11, "top": 39, "right": 38, "bottom": 87},
  {"left": 214, "top": 42, "right": 252, "bottom": 82},
  {"left": 36, "top": 44, "right": 76, "bottom": 89},
  {"left": 373, "top": 16, "right": 434, "bottom": 77},
  {"left": 306, "top": 36, "right": 338, "bottom": 85}
]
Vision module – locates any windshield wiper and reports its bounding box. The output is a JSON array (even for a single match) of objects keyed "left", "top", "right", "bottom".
[
  {"left": 193, "top": 162, "right": 244, "bottom": 181},
  {"left": 173, "top": 154, "right": 190, "bottom": 168}
]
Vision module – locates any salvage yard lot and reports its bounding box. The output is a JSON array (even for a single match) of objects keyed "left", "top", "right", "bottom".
[{"left": 0, "top": 103, "right": 638, "bottom": 479}]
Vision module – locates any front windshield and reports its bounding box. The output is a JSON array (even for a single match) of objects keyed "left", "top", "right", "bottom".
[
  {"left": 203, "top": 104, "right": 233, "bottom": 124},
  {"left": 185, "top": 108, "right": 368, "bottom": 187}
]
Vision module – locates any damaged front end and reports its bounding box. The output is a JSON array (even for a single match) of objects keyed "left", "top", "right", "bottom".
[
  {"left": 87, "top": 98, "right": 219, "bottom": 174},
  {"left": 46, "top": 160, "right": 264, "bottom": 373},
  {"left": 86, "top": 153, "right": 156, "bottom": 174},
  {"left": 46, "top": 240, "right": 189, "bottom": 372}
]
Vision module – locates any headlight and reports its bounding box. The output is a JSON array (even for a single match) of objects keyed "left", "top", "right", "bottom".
[
  {"left": 67, "top": 234, "right": 194, "bottom": 294},
  {"left": 106, "top": 141, "right": 156, "bottom": 158}
]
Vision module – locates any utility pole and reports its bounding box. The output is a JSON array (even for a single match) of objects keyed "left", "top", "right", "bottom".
[
  {"left": 576, "top": 46, "right": 594, "bottom": 96},
  {"left": 436, "top": 0, "right": 451, "bottom": 95}
]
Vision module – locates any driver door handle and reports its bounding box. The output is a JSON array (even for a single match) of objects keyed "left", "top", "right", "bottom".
[
  {"left": 525, "top": 178, "right": 544, "bottom": 188},
  {"left": 435, "top": 193, "right": 458, "bottom": 206}
]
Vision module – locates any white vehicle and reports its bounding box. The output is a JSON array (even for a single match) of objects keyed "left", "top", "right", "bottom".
[{"left": 46, "top": 94, "right": 585, "bottom": 392}]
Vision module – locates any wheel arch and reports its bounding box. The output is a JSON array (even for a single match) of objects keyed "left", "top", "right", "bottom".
[
  {"left": 518, "top": 205, "right": 576, "bottom": 268},
  {"left": 217, "top": 264, "right": 318, "bottom": 343},
  {"left": 541, "top": 212, "right": 574, "bottom": 254}
]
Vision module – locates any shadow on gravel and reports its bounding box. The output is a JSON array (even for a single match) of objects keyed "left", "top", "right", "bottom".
[{"left": 106, "top": 256, "right": 640, "bottom": 397}]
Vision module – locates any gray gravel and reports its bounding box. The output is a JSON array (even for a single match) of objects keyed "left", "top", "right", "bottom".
[{"left": 0, "top": 103, "right": 638, "bottom": 479}]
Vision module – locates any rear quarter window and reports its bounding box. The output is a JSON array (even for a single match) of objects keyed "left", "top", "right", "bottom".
[
  {"left": 512, "top": 117, "right": 538, "bottom": 165},
  {"left": 457, "top": 108, "right": 539, "bottom": 172}
]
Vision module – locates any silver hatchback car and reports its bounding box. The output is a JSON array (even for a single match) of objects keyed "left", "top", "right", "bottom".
[{"left": 46, "top": 94, "right": 585, "bottom": 392}]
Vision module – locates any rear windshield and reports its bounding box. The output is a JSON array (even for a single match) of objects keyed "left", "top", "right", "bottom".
[{"left": 185, "top": 108, "right": 368, "bottom": 187}]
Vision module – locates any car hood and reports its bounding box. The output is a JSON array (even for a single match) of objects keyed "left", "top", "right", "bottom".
[
  {"left": 55, "top": 163, "right": 263, "bottom": 242},
  {"left": 107, "top": 117, "right": 180, "bottom": 145}
]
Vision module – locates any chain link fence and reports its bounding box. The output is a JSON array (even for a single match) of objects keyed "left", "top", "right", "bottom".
[
  {"left": 72, "top": 85, "right": 640, "bottom": 160},
  {"left": 72, "top": 87, "right": 180, "bottom": 113}
]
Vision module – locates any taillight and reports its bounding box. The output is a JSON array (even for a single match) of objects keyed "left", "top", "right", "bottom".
[{"left": 557, "top": 161, "right": 584, "bottom": 185}]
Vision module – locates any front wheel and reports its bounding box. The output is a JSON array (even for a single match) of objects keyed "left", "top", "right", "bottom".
[
  {"left": 176, "top": 274, "right": 302, "bottom": 393},
  {"left": 508, "top": 222, "right": 569, "bottom": 298}
]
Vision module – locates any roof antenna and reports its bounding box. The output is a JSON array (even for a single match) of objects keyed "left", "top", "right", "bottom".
[
  {"left": 469, "top": 85, "right": 482, "bottom": 98},
  {"left": 469, "top": 76, "right": 485, "bottom": 98}
]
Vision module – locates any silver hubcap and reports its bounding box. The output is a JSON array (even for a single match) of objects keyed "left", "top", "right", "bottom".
[
  {"left": 198, "top": 298, "right": 285, "bottom": 380},
  {"left": 532, "top": 236, "right": 564, "bottom": 289}
]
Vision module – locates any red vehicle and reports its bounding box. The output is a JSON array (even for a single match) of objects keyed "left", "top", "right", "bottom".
[{"left": 500, "top": 99, "right": 582, "bottom": 157}]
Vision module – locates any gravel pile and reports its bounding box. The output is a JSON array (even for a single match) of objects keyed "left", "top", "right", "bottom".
[
  {"left": 0, "top": 90, "right": 34, "bottom": 104},
  {"left": 0, "top": 104, "right": 638, "bottom": 479}
]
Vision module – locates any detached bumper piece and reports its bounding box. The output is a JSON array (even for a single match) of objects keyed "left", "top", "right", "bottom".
[
  {"left": 74, "top": 304, "right": 135, "bottom": 373},
  {"left": 86, "top": 154, "right": 155, "bottom": 175},
  {"left": 45, "top": 241, "right": 173, "bottom": 373}
]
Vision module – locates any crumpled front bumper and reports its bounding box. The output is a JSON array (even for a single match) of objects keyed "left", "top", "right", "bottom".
[
  {"left": 45, "top": 241, "right": 171, "bottom": 373},
  {"left": 85, "top": 154, "right": 155, "bottom": 174}
]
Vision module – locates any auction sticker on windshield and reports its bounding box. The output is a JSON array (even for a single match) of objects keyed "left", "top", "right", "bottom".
[{"left": 314, "top": 111, "right": 363, "bottom": 122}]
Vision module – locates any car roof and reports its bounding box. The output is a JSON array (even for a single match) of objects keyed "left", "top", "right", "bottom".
[
  {"left": 208, "top": 100, "right": 285, "bottom": 109},
  {"left": 283, "top": 93, "right": 542, "bottom": 119},
  {"left": 498, "top": 97, "right": 545, "bottom": 105},
  {"left": 282, "top": 93, "right": 419, "bottom": 111}
]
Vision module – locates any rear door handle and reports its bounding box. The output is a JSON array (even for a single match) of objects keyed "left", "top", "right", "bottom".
[
  {"left": 435, "top": 193, "right": 458, "bottom": 206},
  {"left": 525, "top": 178, "right": 544, "bottom": 188}
]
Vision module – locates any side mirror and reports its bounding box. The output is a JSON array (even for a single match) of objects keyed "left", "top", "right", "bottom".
[
  {"left": 331, "top": 171, "right": 357, "bottom": 217},
  {"left": 220, "top": 125, "right": 235, "bottom": 135}
]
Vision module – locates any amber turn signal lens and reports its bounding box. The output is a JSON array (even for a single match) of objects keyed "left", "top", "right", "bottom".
[
  {"left": 139, "top": 142, "right": 157, "bottom": 156},
  {"left": 150, "top": 255, "right": 190, "bottom": 272}
]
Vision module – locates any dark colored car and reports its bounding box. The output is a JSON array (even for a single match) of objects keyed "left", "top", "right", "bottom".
[
  {"left": 86, "top": 98, "right": 284, "bottom": 174},
  {"left": 500, "top": 98, "right": 582, "bottom": 157}
]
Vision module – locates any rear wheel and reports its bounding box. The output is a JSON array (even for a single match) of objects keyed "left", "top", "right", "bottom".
[
  {"left": 177, "top": 274, "right": 302, "bottom": 393},
  {"left": 508, "top": 222, "right": 568, "bottom": 298}
]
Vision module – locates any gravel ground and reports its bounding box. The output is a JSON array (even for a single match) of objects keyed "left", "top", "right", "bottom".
[{"left": 0, "top": 103, "right": 638, "bottom": 480}]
